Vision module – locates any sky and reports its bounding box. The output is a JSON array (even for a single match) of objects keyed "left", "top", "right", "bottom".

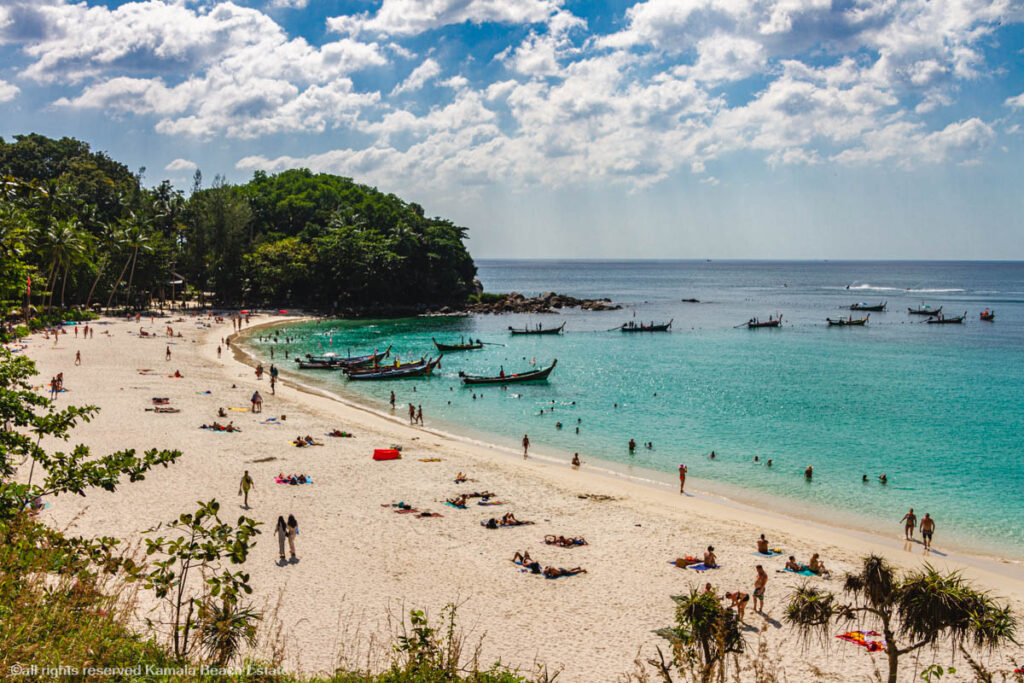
[{"left": 0, "top": 0, "right": 1022, "bottom": 259}]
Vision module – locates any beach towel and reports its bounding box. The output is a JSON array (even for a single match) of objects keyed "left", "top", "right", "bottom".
[
  {"left": 262, "top": 418, "right": 281, "bottom": 425},
  {"left": 836, "top": 631, "right": 885, "bottom": 653},
  {"left": 418, "top": 457, "right": 442, "bottom": 462},
  {"left": 754, "top": 549, "right": 785, "bottom": 557},
  {"left": 545, "top": 571, "right": 585, "bottom": 580},
  {"left": 477, "top": 500, "right": 504, "bottom": 506},
  {"left": 444, "top": 502, "right": 467, "bottom": 509},
  {"left": 229, "top": 407, "right": 249, "bottom": 412},
  {"left": 783, "top": 567, "right": 818, "bottom": 577},
  {"left": 196, "top": 391, "right": 212, "bottom": 395},
  {"left": 685, "top": 563, "right": 720, "bottom": 571},
  {"left": 148, "top": 407, "right": 180, "bottom": 413}
]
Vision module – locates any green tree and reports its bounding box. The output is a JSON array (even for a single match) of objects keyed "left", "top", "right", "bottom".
[
  {"left": 656, "top": 588, "right": 744, "bottom": 682},
  {"left": 786, "top": 555, "right": 1017, "bottom": 683}
]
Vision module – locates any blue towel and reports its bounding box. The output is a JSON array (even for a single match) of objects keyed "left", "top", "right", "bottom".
[
  {"left": 444, "top": 502, "right": 466, "bottom": 509},
  {"left": 784, "top": 567, "right": 818, "bottom": 576},
  {"left": 686, "top": 563, "right": 720, "bottom": 571},
  {"left": 753, "top": 550, "right": 784, "bottom": 557}
]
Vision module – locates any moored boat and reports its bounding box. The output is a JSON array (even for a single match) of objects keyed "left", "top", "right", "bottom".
[
  {"left": 460, "top": 360, "right": 557, "bottom": 385},
  {"left": 980, "top": 309, "right": 995, "bottom": 321},
  {"left": 508, "top": 322, "right": 565, "bottom": 335},
  {"left": 347, "top": 356, "right": 442, "bottom": 380},
  {"left": 297, "top": 345, "right": 391, "bottom": 367},
  {"left": 908, "top": 304, "right": 942, "bottom": 316},
  {"left": 620, "top": 319, "right": 672, "bottom": 332},
  {"left": 746, "top": 314, "right": 782, "bottom": 328},
  {"left": 926, "top": 312, "right": 966, "bottom": 324},
  {"left": 433, "top": 337, "right": 484, "bottom": 351},
  {"left": 297, "top": 360, "right": 338, "bottom": 370},
  {"left": 346, "top": 355, "right": 428, "bottom": 375},
  {"left": 850, "top": 301, "right": 886, "bottom": 312},
  {"left": 827, "top": 314, "right": 869, "bottom": 326}
]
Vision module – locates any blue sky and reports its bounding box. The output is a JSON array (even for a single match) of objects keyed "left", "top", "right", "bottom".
[{"left": 1, "top": 0, "right": 1022, "bottom": 259}]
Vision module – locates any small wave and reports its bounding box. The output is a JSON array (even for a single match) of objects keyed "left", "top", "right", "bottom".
[
  {"left": 905, "top": 288, "right": 965, "bottom": 293},
  {"left": 827, "top": 284, "right": 900, "bottom": 292}
]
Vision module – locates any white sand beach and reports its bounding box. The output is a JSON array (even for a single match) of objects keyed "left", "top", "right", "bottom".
[{"left": 18, "top": 314, "right": 1024, "bottom": 681}]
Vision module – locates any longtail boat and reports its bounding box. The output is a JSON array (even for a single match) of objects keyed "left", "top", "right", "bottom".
[
  {"left": 508, "top": 322, "right": 565, "bottom": 335},
  {"left": 980, "top": 309, "right": 995, "bottom": 321},
  {"left": 850, "top": 301, "right": 886, "bottom": 312},
  {"left": 926, "top": 312, "right": 966, "bottom": 324},
  {"left": 620, "top": 320, "right": 672, "bottom": 332},
  {"left": 347, "top": 356, "right": 442, "bottom": 380},
  {"left": 827, "top": 314, "right": 869, "bottom": 326},
  {"left": 908, "top": 305, "right": 941, "bottom": 316},
  {"left": 433, "top": 337, "right": 484, "bottom": 351},
  {"left": 460, "top": 360, "right": 557, "bottom": 385},
  {"left": 746, "top": 314, "right": 782, "bottom": 329},
  {"left": 297, "top": 360, "right": 339, "bottom": 370},
  {"left": 297, "top": 345, "right": 391, "bottom": 367},
  {"left": 346, "top": 355, "right": 427, "bottom": 375}
]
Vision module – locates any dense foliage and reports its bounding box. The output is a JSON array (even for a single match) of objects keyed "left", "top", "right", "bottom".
[{"left": 0, "top": 134, "right": 477, "bottom": 318}]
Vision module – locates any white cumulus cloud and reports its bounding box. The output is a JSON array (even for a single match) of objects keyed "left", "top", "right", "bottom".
[
  {"left": 165, "top": 158, "right": 197, "bottom": 171},
  {"left": 0, "top": 79, "right": 19, "bottom": 102}
]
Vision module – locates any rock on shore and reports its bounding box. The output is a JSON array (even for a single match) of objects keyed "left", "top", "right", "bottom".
[{"left": 462, "top": 291, "right": 621, "bottom": 314}]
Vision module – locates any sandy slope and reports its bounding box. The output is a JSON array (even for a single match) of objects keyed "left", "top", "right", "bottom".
[{"left": 16, "top": 314, "right": 1024, "bottom": 682}]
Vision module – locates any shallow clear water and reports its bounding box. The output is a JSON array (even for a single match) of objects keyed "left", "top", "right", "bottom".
[{"left": 242, "top": 260, "right": 1024, "bottom": 558}]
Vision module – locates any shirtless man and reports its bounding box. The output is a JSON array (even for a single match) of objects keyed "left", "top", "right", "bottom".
[
  {"left": 238, "top": 470, "right": 254, "bottom": 508},
  {"left": 753, "top": 565, "right": 768, "bottom": 612},
  {"left": 900, "top": 508, "right": 918, "bottom": 540},
  {"left": 919, "top": 513, "right": 936, "bottom": 550},
  {"left": 756, "top": 534, "right": 769, "bottom": 555},
  {"left": 726, "top": 591, "right": 750, "bottom": 621}
]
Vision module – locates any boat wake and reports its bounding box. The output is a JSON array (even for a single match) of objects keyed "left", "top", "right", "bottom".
[{"left": 829, "top": 284, "right": 966, "bottom": 293}]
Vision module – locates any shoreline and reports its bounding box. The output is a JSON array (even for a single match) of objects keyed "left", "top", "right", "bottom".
[
  {"left": 233, "top": 319, "right": 1024, "bottom": 579},
  {"left": 23, "top": 314, "right": 1024, "bottom": 681}
]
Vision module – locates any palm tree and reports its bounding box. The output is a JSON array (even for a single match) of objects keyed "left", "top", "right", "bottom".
[
  {"left": 656, "top": 588, "right": 744, "bottom": 682},
  {"left": 104, "top": 214, "right": 151, "bottom": 310},
  {"left": 786, "top": 555, "right": 1017, "bottom": 683},
  {"left": 32, "top": 218, "right": 89, "bottom": 311}
]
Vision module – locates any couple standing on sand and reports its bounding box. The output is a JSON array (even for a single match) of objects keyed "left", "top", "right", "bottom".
[{"left": 275, "top": 515, "right": 299, "bottom": 563}]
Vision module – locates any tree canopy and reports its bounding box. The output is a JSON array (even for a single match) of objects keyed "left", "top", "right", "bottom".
[{"left": 0, "top": 134, "right": 477, "bottom": 317}]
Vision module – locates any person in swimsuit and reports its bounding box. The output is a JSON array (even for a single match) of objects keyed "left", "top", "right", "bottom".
[
  {"left": 785, "top": 556, "right": 802, "bottom": 572},
  {"left": 808, "top": 553, "right": 828, "bottom": 576},
  {"left": 726, "top": 591, "right": 750, "bottom": 621},
  {"left": 804, "top": 465, "right": 813, "bottom": 479},
  {"left": 679, "top": 464, "right": 687, "bottom": 494},
  {"left": 543, "top": 566, "right": 586, "bottom": 578},
  {"left": 522, "top": 434, "right": 530, "bottom": 459},
  {"left": 273, "top": 516, "right": 288, "bottom": 562},
  {"left": 513, "top": 551, "right": 542, "bottom": 574},
  {"left": 753, "top": 565, "right": 768, "bottom": 612},
  {"left": 900, "top": 508, "right": 917, "bottom": 540},
  {"left": 919, "top": 513, "right": 935, "bottom": 550},
  {"left": 571, "top": 453, "right": 581, "bottom": 469},
  {"left": 238, "top": 470, "right": 254, "bottom": 508},
  {"left": 703, "top": 545, "right": 717, "bottom": 568},
  {"left": 756, "top": 534, "right": 769, "bottom": 554}
]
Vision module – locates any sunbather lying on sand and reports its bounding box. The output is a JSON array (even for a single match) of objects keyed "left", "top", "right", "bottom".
[
  {"left": 545, "top": 535, "right": 588, "bottom": 547},
  {"left": 447, "top": 495, "right": 468, "bottom": 508},
  {"left": 303, "top": 435, "right": 323, "bottom": 446},
  {"left": 327, "top": 429, "right": 352, "bottom": 437},
  {"left": 151, "top": 406, "right": 180, "bottom": 413},
  {"left": 512, "top": 551, "right": 542, "bottom": 574},
  {"left": 276, "top": 473, "right": 309, "bottom": 485},
  {"left": 201, "top": 421, "right": 238, "bottom": 432},
  {"left": 543, "top": 566, "right": 586, "bottom": 579}
]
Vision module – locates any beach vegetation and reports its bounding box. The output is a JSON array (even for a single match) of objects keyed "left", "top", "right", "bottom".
[
  {"left": 0, "top": 134, "right": 477, "bottom": 320},
  {"left": 785, "top": 554, "right": 1018, "bottom": 683},
  {"left": 655, "top": 588, "right": 744, "bottom": 682},
  {"left": 142, "top": 499, "right": 261, "bottom": 663}
]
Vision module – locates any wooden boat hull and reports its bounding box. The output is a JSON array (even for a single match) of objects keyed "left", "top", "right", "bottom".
[
  {"left": 850, "top": 302, "right": 886, "bottom": 311},
  {"left": 433, "top": 337, "right": 484, "bottom": 351},
  {"left": 908, "top": 307, "right": 941, "bottom": 316},
  {"left": 346, "top": 356, "right": 427, "bottom": 375},
  {"left": 620, "top": 320, "right": 672, "bottom": 332},
  {"left": 347, "top": 357, "right": 441, "bottom": 380},
  {"left": 299, "top": 345, "right": 391, "bottom": 367},
  {"left": 926, "top": 314, "right": 965, "bottom": 324},
  {"left": 508, "top": 323, "right": 565, "bottom": 335},
  {"left": 461, "top": 360, "right": 557, "bottom": 385},
  {"left": 827, "top": 315, "right": 869, "bottom": 326},
  {"left": 297, "top": 361, "right": 338, "bottom": 370}
]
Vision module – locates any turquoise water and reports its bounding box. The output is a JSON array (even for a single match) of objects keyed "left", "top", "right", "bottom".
[{"left": 242, "top": 261, "right": 1024, "bottom": 559}]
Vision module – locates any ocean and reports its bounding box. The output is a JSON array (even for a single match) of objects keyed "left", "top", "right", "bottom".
[{"left": 240, "top": 260, "right": 1024, "bottom": 559}]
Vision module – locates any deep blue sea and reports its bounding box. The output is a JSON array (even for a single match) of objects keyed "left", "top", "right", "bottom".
[{"left": 242, "top": 261, "right": 1024, "bottom": 559}]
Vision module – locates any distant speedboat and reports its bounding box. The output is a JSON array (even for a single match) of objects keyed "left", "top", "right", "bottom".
[
  {"left": 850, "top": 301, "right": 886, "bottom": 312},
  {"left": 827, "top": 314, "right": 869, "bottom": 326},
  {"left": 980, "top": 309, "right": 995, "bottom": 321}
]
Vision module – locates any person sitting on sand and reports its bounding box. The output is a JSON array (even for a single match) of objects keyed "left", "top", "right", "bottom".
[
  {"left": 757, "top": 534, "right": 769, "bottom": 555},
  {"left": 447, "top": 495, "right": 468, "bottom": 508},
  {"left": 293, "top": 436, "right": 307, "bottom": 447},
  {"left": 785, "top": 556, "right": 802, "bottom": 572},
  {"left": 703, "top": 546, "right": 718, "bottom": 568},
  {"left": 725, "top": 591, "right": 750, "bottom": 621},
  {"left": 543, "top": 566, "right": 586, "bottom": 579},
  {"left": 217, "top": 407, "right": 227, "bottom": 418},
  {"left": 702, "top": 582, "right": 714, "bottom": 595},
  {"left": 808, "top": 553, "right": 829, "bottom": 576},
  {"left": 454, "top": 472, "right": 467, "bottom": 483},
  {"left": 173, "top": 369, "right": 182, "bottom": 378}
]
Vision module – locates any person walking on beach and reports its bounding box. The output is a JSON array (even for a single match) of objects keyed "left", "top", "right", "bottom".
[
  {"left": 74, "top": 350, "right": 81, "bottom": 366},
  {"left": 286, "top": 514, "right": 298, "bottom": 560},
  {"left": 522, "top": 434, "right": 530, "bottom": 459},
  {"left": 255, "top": 363, "right": 263, "bottom": 380},
  {"left": 238, "top": 470, "right": 254, "bottom": 508},
  {"left": 251, "top": 390, "right": 263, "bottom": 413},
  {"left": 678, "top": 464, "right": 687, "bottom": 494},
  {"left": 217, "top": 345, "right": 222, "bottom": 358},
  {"left": 416, "top": 405, "right": 423, "bottom": 425},
  {"left": 165, "top": 345, "right": 171, "bottom": 361},
  {"left": 408, "top": 403, "right": 416, "bottom": 424},
  {"left": 901, "top": 508, "right": 918, "bottom": 541},
  {"left": 920, "top": 513, "right": 935, "bottom": 550},
  {"left": 754, "top": 565, "right": 768, "bottom": 612},
  {"left": 389, "top": 391, "right": 395, "bottom": 410},
  {"left": 274, "top": 516, "right": 288, "bottom": 563},
  {"left": 270, "top": 374, "right": 276, "bottom": 395}
]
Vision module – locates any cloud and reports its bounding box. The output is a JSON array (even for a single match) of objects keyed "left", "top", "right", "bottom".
[
  {"left": 0, "top": 79, "right": 20, "bottom": 102},
  {"left": 165, "top": 158, "right": 198, "bottom": 171},
  {"left": 1006, "top": 92, "right": 1024, "bottom": 109},
  {"left": 391, "top": 58, "right": 441, "bottom": 95},
  {"left": 268, "top": 0, "right": 308, "bottom": 8},
  {"left": 328, "top": 0, "right": 560, "bottom": 37}
]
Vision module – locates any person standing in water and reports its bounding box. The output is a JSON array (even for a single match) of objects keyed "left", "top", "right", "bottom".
[
  {"left": 408, "top": 403, "right": 416, "bottom": 424},
  {"left": 571, "top": 453, "right": 581, "bottom": 469},
  {"left": 390, "top": 391, "right": 396, "bottom": 410},
  {"left": 679, "top": 464, "right": 687, "bottom": 493},
  {"left": 919, "top": 513, "right": 935, "bottom": 550},
  {"left": 522, "top": 434, "right": 530, "bottom": 459},
  {"left": 416, "top": 405, "right": 423, "bottom": 425},
  {"left": 238, "top": 470, "right": 254, "bottom": 508},
  {"left": 900, "top": 508, "right": 917, "bottom": 541}
]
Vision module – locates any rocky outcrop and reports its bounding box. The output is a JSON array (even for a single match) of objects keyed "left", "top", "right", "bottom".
[{"left": 463, "top": 291, "right": 620, "bottom": 314}]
